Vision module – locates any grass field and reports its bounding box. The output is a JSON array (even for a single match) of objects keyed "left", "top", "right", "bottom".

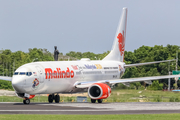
[
  {"left": 108, "top": 89, "right": 180, "bottom": 102},
  {"left": 0, "top": 114, "right": 180, "bottom": 120},
  {"left": 0, "top": 89, "right": 180, "bottom": 103}
]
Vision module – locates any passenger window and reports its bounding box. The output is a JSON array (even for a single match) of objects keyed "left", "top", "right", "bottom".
[
  {"left": 14, "top": 72, "right": 19, "bottom": 75},
  {"left": 26, "top": 72, "right": 32, "bottom": 76},
  {"left": 19, "top": 72, "right": 25, "bottom": 75},
  {"left": 29, "top": 72, "right": 32, "bottom": 76}
]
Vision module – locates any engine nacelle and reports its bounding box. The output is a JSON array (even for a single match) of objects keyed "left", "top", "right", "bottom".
[{"left": 88, "top": 83, "right": 111, "bottom": 99}]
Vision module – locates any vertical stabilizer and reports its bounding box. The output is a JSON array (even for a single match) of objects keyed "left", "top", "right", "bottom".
[{"left": 103, "top": 7, "right": 127, "bottom": 62}]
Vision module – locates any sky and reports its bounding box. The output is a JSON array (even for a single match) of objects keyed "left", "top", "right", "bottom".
[{"left": 0, "top": 0, "right": 180, "bottom": 54}]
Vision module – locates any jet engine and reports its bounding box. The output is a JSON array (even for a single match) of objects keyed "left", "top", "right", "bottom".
[{"left": 88, "top": 83, "right": 111, "bottom": 99}]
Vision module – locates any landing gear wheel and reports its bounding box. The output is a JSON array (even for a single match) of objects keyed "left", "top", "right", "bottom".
[
  {"left": 23, "top": 99, "right": 30, "bottom": 104},
  {"left": 98, "top": 99, "right": 103, "bottom": 103},
  {"left": 55, "top": 95, "right": 60, "bottom": 103},
  {"left": 91, "top": 99, "right": 96, "bottom": 103},
  {"left": 48, "top": 95, "right": 54, "bottom": 103}
]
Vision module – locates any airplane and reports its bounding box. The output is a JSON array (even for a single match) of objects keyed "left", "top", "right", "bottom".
[{"left": 0, "top": 7, "right": 180, "bottom": 104}]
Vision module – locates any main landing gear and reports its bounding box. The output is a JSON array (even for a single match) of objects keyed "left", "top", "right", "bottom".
[
  {"left": 48, "top": 94, "right": 60, "bottom": 103},
  {"left": 23, "top": 98, "right": 30, "bottom": 104},
  {"left": 91, "top": 99, "right": 103, "bottom": 103}
]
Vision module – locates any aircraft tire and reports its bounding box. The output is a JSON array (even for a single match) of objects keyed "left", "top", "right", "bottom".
[
  {"left": 48, "top": 95, "right": 54, "bottom": 103},
  {"left": 55, "top": 95, "right": 60, "bottom": 103},
  {"left": 23, "top": 100, "right": 26, "bottom": 104},
  {"left": 91, "top": 99, "right": 96, "bottom": 103},
  {"left": 23, "top": 99, "right": 30, "bottom": 104},
  {"left": 97, "top": 99, "right": 103, "bottom": 103}
]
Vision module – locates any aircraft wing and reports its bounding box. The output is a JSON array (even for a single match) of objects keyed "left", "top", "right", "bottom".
[
  {"left": 0, "top": 76, "right": 12, "bottom": 81},
  {"left": 124, "top": 59, "right": 176, "bottom": 68},
  {"left": 75, "top": 74, "right": 180, "bottom": 88}
]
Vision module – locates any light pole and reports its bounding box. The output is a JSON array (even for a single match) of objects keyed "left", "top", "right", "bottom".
[
  {"left": 175, "top": 51, "right": 178, "bottom": 89},
  {"left": 3, "top": 62, "right": 4, "bottom": 76},
  {"left": 168, "top": 57, "right": 178, "bottom": 91},
  {"left": 176, "top": 50, "right": 178, "bottom": 71},
  {"left": 168, "top": 71, "right": 172, "bottom": 91}
]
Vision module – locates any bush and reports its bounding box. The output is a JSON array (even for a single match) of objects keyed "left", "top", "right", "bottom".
[
  {"left": 147, "top": 81, "right": 163, "bottom": 90},
  {"left": 169, "top": 97, "right": 180, "bottom": 102},
  {"left": 115, "top": 83, "right": 143, "bottom": 90},
  {"left": 117, "top": 83, "right": 128, "bottom": 89},
  {"left": 66, "top": 97, "right": 73, "bottom": 102},
  {"left": 0, "top": 80, "right": 13, "bottom": 90},
  {"left": 175, "top": 97, "right": 179, "bottom": 102},
  {"left": 138, "top": 86, "right": 145, "bottom": 90},
  {"left": 154, "top": 95, "right": 161, "bottom": 102}
]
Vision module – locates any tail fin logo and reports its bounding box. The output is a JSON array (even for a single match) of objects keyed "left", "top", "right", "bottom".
[{"left": 117, "top": 30, "right": 125, "bottom": 56}]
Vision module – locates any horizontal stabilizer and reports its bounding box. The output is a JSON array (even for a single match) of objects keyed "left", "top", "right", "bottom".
[{"left": 0, "top": 76, "right": 12, "bottom": 81}]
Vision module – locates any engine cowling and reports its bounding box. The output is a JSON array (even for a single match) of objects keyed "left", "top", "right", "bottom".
[
  {"left": 16, "top": 93, "right": 35, "bottom": 99},
  {"left": 88, "top": 83, "right": 111, "bottom": 99},
  {"left": 28, "top": 95, "right": 35, "bottom": 99}
]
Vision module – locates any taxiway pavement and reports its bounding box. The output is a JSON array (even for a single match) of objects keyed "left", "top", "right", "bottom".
[{"left": 0, "top": 102, "right": 180, "bottom": 114}]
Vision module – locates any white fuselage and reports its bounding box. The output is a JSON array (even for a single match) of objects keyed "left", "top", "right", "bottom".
[{"left": 12, "top": 60, "right": 125, "bottom": 95}]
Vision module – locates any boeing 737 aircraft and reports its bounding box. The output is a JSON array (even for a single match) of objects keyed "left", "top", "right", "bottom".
[{"left": 0, "top": 7, "right": 180, "bottom": 104}]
